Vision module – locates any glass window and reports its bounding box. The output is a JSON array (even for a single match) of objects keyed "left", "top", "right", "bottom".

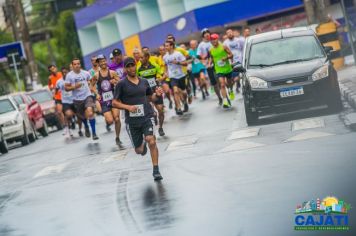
[
  {"left": 248, "top": 36, "right": 325, "bottom": 68},
  {"left": 0, "top": 99, "right": 16, "bottom": 114},
  {"left": 13, "top": 95, "right": 24, "bottom": 106},
  {"left": 29, "top": 91, "right": 53, "bottom": 103}
]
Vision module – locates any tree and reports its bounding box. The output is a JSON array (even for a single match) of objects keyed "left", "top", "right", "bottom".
[{"left": 0, "top": 30, "right": 16, "bottom": 94}]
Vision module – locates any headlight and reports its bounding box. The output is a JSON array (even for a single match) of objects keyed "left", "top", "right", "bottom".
[
  {"left": 312, "top": 65, "right": 329, "bottom": 81},
  {"left": 249, "top": 76, "right": 268, "bottom": 89},
  {"left": 2, "top": 120, "right": 18, "bottom": 127}
]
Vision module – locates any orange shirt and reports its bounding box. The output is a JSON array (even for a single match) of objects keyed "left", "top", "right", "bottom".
[{"left": 48, "top": 72, "right": 62, "bottom": 100}]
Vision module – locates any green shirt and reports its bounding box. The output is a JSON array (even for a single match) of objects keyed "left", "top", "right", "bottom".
[
  {"left": 210, "top": 43, "right": 232, "bottom": 74},
  {"left": 137, "top": 62, "right": 160, "bottom": 89}
]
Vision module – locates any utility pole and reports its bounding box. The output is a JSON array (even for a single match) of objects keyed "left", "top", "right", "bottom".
[{"left": 4, "top": 0, "right": 39, "bottom": 91}]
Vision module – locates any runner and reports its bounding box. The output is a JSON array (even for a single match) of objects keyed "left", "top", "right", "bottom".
[
  {"left": 223, "top": 28, "right": 244, "bottom": 98},
  {"left": 65, "top": 58, "right": 99, "bottom": 140},
  {"left": 133, "top": 48, "right": 141, "bottom": 64},
  {"left": 112, "top": 57, "right": 163, "bottom": 181},
  {"left": 88, "top": 55, "right": 102, "bottom": 114},
  {"left": 209, "top": 33, "right": 234, "bottom": 109},
  {"left": 197, "top": 28, "right": 223, "bottom": 105},
  {"left": 138, "top": 51, "right": 166, "bottom": 136},
  {"left": 109, "top": 48, "right": 126, "bottom": 80},
  {"left": 158, "top": 45, "right": 173, "bottom": 109},
  {"left": 188, "top": 39, "right": 209, "bottom": 100},
  {"left": 48, "top": 64, "right": 65, "bottom": 130},
  {"left": 56, "top": 67, "right": 75, "bottom": 137},
  {"left": 91, "top": 55, "right": 124, "bottom": 148},
  {"left": 163, "top": 40, "right": 189, "bottom": 115}
]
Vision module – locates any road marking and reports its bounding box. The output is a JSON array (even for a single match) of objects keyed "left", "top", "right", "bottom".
[
  {"left": 218, "top": 140, "right": 265, "bottom": 153},
  {"left": 34, "top": 163, "right": 69, "bottom": 178},
  {"left": 284, "top": 131, "right": 334, "bottom": 143},
  {"left": 166, "top": 137, "right": 198, "bottom": 151},
  {"left": 227, "top": 127, "right": 260, "bottom": 140},
  {"left": 102, "top": 151, "right": 128, "bottom": 163},
  {"left": 292, "top": 118, "right": 325, "bottom": 131}
]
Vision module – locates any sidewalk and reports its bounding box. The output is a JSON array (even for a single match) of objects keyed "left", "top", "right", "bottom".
[{"left": 338, "top": 63, "right": 356, "bottom": 129}]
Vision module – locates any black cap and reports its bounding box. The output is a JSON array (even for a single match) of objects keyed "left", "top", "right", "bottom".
[
  {"left": 112, "top": 48, "right": 122, "bottom": 56},
  {"left": 123, "top": 57, "right": 136, "bottom": 67},
  {"left": 96, "top": 54, "right": 106, "bottom": 62}
]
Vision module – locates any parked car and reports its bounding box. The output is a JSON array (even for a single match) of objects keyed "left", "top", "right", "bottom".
[
  {"left": 0, "top": 126, "right": 8, "bottom": 154},
  {"left": 11, "top": 93, "right": 49, "bottom": 137},
  {"left": 235, "top": 27, "right": 342, "bottom": 125},
  {"left": 27, "top": 89, "right": 62, "bottom": 130},
  {"left": 0, "top": 95, "right": 36, "bottom": 146}
]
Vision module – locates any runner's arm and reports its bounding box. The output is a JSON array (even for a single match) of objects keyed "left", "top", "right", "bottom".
[
  {"left": 223, "top": 45, "right": 233, "bottom": 61},
  {"left": 110, "top": 70, "right": 120, "bottom": 85}
]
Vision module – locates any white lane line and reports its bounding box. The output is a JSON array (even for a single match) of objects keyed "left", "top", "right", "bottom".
[
  {"left": 218, "top": 140, "right": 265, "bottom": 153},
  {"left": 284, "top": 131, "right": 334, "bottom": 143},
  {"left": 102, "top": 151, "right": 128, "bottom": 163},
  {"left": 34, "top": 162, "right": 69, "bottom": 178},
  {"left": 227, "top": 127, "right": 260, "bottom": 140},
  {"left": 166, "top": 137, "right": 198, "bottom": 151},
  {"left": 292, "top": 118, "right": 325, "bottom": 131}
]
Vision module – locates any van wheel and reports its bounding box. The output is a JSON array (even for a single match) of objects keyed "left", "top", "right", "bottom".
[
  {"left": 244, "top": 98, "right": 258, "bottom": 126},
  {"left": 0, "top": 138, "right": 8, "bottom": 154}
]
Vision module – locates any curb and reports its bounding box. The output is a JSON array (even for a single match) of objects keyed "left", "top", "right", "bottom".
[{"left": 339, "top": 83, "right": 356, "bottom": 110}]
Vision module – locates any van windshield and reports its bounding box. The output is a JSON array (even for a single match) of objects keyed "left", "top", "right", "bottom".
[{"left": 248, "top": 36, "right": 325, "bottom": 68}]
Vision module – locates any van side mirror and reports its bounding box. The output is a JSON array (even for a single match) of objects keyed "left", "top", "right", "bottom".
[
  {"left": 324, "top": 46, "right": 333, "bottom": 55},
  {"left": 233, "top": 63, "right": 246, "bottom": 73}
]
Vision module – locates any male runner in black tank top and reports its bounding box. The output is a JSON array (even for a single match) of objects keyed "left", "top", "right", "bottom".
[{"left": 91, "top": 55, "right": 124, "bottom": 149}]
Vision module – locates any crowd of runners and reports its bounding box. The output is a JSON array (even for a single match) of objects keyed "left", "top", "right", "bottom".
[{"left": 46, "top": 27, "right": 251, "bottom": 181}]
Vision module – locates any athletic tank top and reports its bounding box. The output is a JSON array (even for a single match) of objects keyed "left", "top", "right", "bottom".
[
  {"left": 210, "top": 43, "right": 233, "bottom": 74},
  {"left": 98, "top": 70, "right": 114, "bottom": 105}
]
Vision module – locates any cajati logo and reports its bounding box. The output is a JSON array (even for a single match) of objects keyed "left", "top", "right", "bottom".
[{"left": 294, "top": 196, "right": 351, "bottom": 231}]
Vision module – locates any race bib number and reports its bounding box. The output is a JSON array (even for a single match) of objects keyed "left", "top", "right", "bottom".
[
  {"left": 129, "top": 104, "right": 144, "bottom": 117},
  {"left": 217, "top": 60, "right": 226, "bottom": 67},
  {"left": 147, "top": 78, "right": 157, "bottom": 88},
  {"left": 194, "top": 58, "right": 200, "bottom": 64},
  {"left": 102, "top": 91, "right": 114, "bottom": 102}
]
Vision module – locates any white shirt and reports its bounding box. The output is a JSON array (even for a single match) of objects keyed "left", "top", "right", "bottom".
[
  {"left": 223, "top": 37, "right": 244, "bottom": 63},
  {"left": 163, "top": 51, "right": 186, "bottom": 79},
  {"left": 65, "top": 70, "right": 91, "bottom": 101},
  {"left": 197, "top": 41, "right": 212, "bottom": 58}
]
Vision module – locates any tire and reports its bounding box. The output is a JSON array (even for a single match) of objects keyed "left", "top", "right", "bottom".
[
  {"left": 0, "top": 138, "right": 8, "bottom": 154},
  {"left": 327, "top": 83, "right": 343, "bottom": 113},
  {"left": 39, "top": 121, "right": 49, "bottom": 137},
  {"left": 21, "top": 125, "right": 30, "bottom": 146},
  {"left": 244, "top": 97, "right": 258, "bottom": 126}
]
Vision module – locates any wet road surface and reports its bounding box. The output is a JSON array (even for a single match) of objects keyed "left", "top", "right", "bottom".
[{"left": 0, "top": 93, "right": 356, "bottom": 236}]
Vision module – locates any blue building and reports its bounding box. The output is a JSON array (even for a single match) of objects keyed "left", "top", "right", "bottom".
[{"left": 74, "top": 0, "right": 305, "bottom": 68}]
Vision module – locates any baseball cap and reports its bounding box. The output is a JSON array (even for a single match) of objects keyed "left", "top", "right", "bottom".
[
  {"left": 96, "top": 54, "right": 106, "bottom": 62},
  {"left": 112, "top": 48, "right": 122, "bottom": 56},
  {"left": 123, "top": 57, "right": 136, "bottom": 67},
  {"left": 201, "top": 28, "right": 210, "bottom": 37},
  {"left": 210, "top": 33, "right": 219, "bottom": 40}
]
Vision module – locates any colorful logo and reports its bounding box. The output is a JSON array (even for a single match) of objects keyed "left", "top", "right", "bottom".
[{"left": 294, "top": 196, "right": 351, "bottom": 231}]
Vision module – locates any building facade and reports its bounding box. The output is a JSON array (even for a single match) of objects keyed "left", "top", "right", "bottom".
[{"left": 74, "top": 0, "right": 307, "bottom": 68}]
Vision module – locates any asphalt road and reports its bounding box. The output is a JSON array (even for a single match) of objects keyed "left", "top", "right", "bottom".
[{"left": 0, "top": 92, "right": 356, "bottom": 236}]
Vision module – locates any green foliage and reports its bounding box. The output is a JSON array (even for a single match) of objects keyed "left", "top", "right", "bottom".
[{"left": 0, "top": 29, "right": 16, "bottom": 94}]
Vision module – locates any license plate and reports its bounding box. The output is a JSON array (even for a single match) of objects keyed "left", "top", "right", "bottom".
[{"left": 280, "top": 86, "right": 304, "bottom": 98}]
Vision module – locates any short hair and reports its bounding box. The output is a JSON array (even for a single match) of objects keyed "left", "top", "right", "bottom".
[
  {"left": 142, "top": 46, "right": 149, "bottom": 51},
  {"left": 244, "top": 26, "right": 251, "bottom": 31},
  {"left": 61, "top": 66, "right": 68, "bottom": 71},
  {"left": 167, "top": 34, "right": 175, "bottom": 42},
  {"left": 47, "top": 64, "right": 55, "bottom": 70},
  {"left": 71, "top": 58, "right": 81, "bottom": 64}
]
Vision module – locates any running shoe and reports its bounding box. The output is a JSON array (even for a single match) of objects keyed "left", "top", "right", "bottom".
[
  {"left": 92, "top": 134, "right": 99, "bottom": 140},
  {"left": 229, "top": 90, "right": 235, "bottom": 101},
  {"left": 176, "top": 109, "right": 183, "bottom": 115},
  {"left": 141, "top": 141, "right": 148, "bottom": 156},
  {"left": 218, "top": 97, "right": 223, "bottom": 106},
  {"left": 153, "top": 171, "right": 163, "bottom": 181},
  {"left": 85, "top": 128, "right": 91, "bottom": 138},
  {"left": 116, "top": 137, "right": 125, "bottom": 149},
  {"left": 169, "top": 101, "right": 173, "bottom": 109},
  {"left": 205, "top": 91, "right": 210, "bottom": 97},
  {"left": 223, "top": 100, "right": 231, "bottom": 109},
  {"left": 78, "top": 130, "right": 84, "bottom": 137},
  {"left": 183, "top": 103, "right": 189, "bottom": 112},
  {"left": 158, "top": 128, "right": 165, "bottom": 136},
  {"left": 202, "top": 92, "right": 206, "bottom": 100}
]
